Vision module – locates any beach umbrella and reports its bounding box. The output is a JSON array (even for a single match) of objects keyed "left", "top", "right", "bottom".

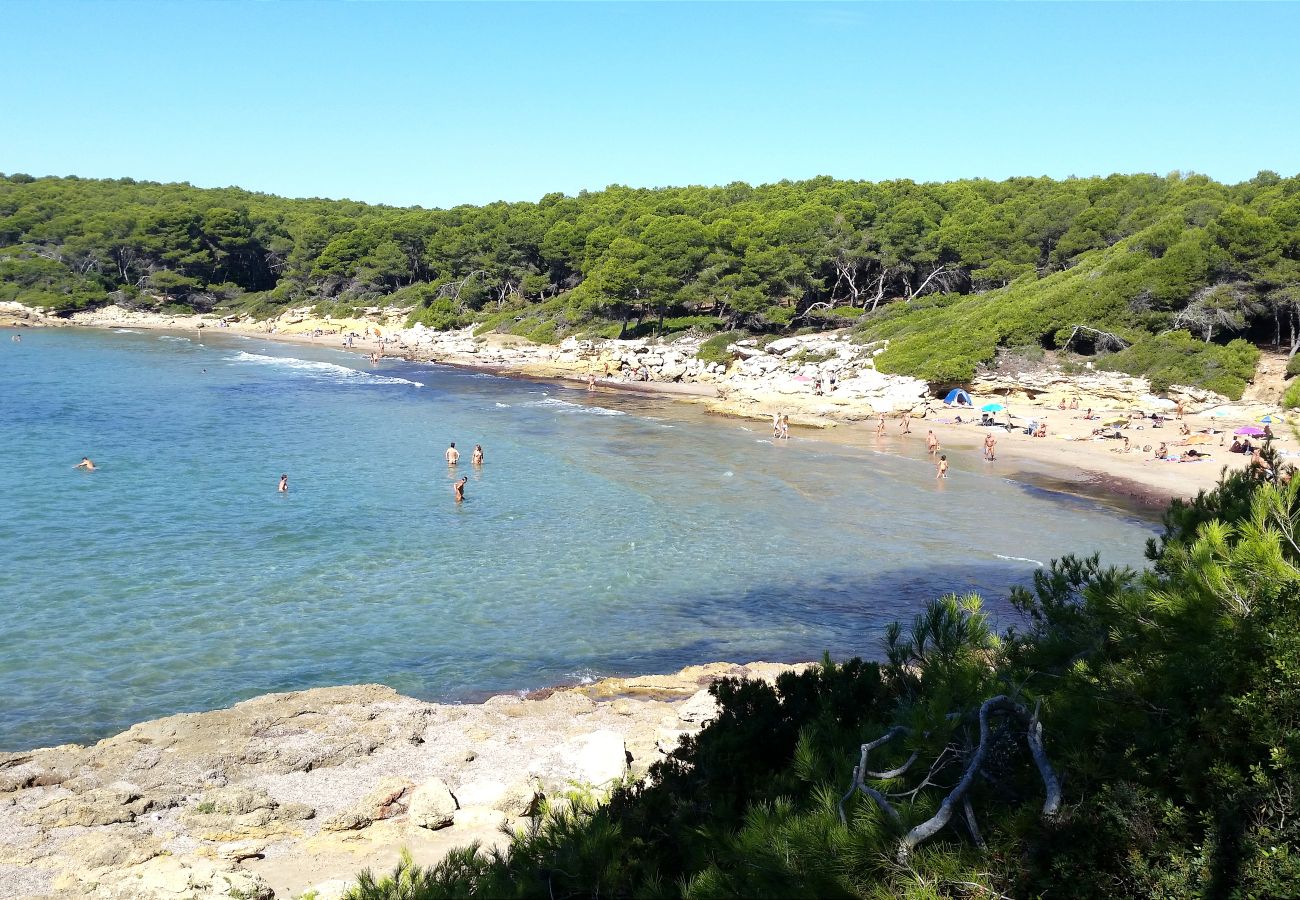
[
  {"left": 1235, "top": 426, "right": 1266, "bottom": 436},
  {"left": 1258, "top": 414, "right": 1286, "bottom": 424},
  {"left": 981, "top": 403, "right": 1004, "bottom": 412}
]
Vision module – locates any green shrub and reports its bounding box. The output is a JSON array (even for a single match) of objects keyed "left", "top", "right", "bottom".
[
  {"left": 1286, "top": 355, "right": 1300, "bottom": 379},
  {"left": 1097, "top": 331, "right": 1259, "bottom": 399},
  {"left": 660, "top": 314, "right": 724, "bottom": 334},
  {"left": 407, "top": 297, "right": 472, "bottom": 331},
  {"left": 524, "top": 322, "right": 558, "bottom": 344},
  {"left": 697, "top": 331, "right": 742, "bottom": 366},
  {"left": 1283, "top": 380, "right": 1300, "bottom": 410}
]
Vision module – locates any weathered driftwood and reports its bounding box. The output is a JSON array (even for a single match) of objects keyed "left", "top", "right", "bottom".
[
  {"left": 1062, "top": 324, "right": 1129, "bottom": 353},
  {"left": 839, "top": 696, "right": 1063, "bottom": 861}
]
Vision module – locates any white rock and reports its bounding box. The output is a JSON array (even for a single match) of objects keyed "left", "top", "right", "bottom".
[
  {"left": 409, "top": 777, "right": 457, "bottom": 830},
  {"left": 574, "top": 730, "right": 628, "bottom": 786},
  {"left": 765, "top": 337, "right": 802, "bottom": 354},
  {"left": 454, "top": 780, "right": 507, "bottom": 810},
  {"left": 677, "top": 689, "right": 719, "bottom": 724},
  {"left": 453, "top": 806, "right": 508, "bottom": 829},
  {"left": 309, "top": 879, "right": 356, "bottom": 900}
]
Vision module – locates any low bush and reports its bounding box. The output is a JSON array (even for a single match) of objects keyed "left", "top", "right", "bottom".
[
  {"left": 1286, "top": 354, "right": 1300, "bottom": 378},
  {"left": 1283, "top": 380, "right": 1300, "bottom": 410},
  {"left": 697, "top": 331, "right": 743, "bottom": 367},
  {"left": 1096, "top": 331, "right": 1259, "bottom": 398}
]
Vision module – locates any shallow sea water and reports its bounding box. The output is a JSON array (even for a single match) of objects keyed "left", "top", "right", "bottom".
[{"left": 0, "top": 329, "right": 1157, "bottom": 750}]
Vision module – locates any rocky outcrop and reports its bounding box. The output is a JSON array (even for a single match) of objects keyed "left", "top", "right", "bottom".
[
  {"left": 0, "top": 661, "right": 805, "bottom": 900},
  {"left": 972, "top": 368, "right": 1229, "bottom": 412}
]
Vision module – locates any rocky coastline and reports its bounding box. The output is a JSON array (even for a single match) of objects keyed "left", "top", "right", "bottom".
[{"left": 0, "top": 662, "right": 806, "bottom": 900}]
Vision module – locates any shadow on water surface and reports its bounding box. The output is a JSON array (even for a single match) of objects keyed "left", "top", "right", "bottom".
[{"left": 447, "top": 559, "right": 1061, "bottom": 704}]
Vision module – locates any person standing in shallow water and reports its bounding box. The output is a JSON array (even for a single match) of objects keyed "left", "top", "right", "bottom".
[
  {"left": 472, "top": 445, "right": 484, "bottom": 466},
  {"left": 936, "top": 454, "right": 949, "bottom": 479},
  {"left": 926, "top": 430, "right": 940, "bottom": 458},
  {"left": 278, "top": 474, "right": 288, "bottom": 493},
  {"left": 983, "top": 433, "right": 997, "bottom": 461},
  {"left": 454, "top": 476, "right": 467, "bottom": 502},
  {"left": 445, "top": 442, "right": 460, "bottom": 466}
]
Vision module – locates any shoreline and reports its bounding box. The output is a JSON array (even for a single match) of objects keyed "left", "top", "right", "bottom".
[{"left": 17, "top": 304, "right": 1263, "bottom": 509}]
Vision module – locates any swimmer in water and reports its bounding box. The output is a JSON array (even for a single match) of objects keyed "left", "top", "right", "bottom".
[
  {"left": 472, "top": 444, "right": 484, "bottom": 465},
  {"left": 454, "top": 476, "right": 468, "bottom": 502},
  {"left": 278, "top": 474, "right": 288, "bottom": 493},
  {"left": 445, "top": 442, "right": 460, "bottom": 465},
  {"left": 10, "top": 334, "right": 20, "bottom": 342},
  {"left": 73, "top": 457, "right": 96, "bottom": 471}
]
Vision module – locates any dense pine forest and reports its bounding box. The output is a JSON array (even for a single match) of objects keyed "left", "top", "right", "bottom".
[{"left": 3, "top": 171, "right": 1299, "bottom": 394}]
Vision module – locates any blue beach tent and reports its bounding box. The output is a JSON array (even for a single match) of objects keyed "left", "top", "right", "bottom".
[{"left": 944, "top": 388, "right": 973, "bottom": 407}]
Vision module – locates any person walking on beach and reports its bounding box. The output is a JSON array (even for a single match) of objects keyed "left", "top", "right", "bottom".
[
  {"left": 900, "top": 412, "right": 912, "bottom": 434},
  {"left": 472, "top": 444, "right": 484, "bottom": 466},
  {"left": 445, "top": 442, "right": 460, "bottom": 465},
  {"left": 587, "top": 372, "right": 596, "bottom": 392},
  {"left": 73, "top": 457, "right": 96, "bottom": 471},
  {"left": 876, "top": 413, "right": 887, "bottom": 437},
  {"left": 278, "top": 474, "right": 288, "bottom": 493},
  {"left": 936, "top": 454, "right": 949, "bottom": 479},
  {"left": 983, "top": 433, "right": 997, "bottom": 461},
  {"left": 1175, "top": 399, "right": 1185, "bottom": 420},
  {"left": 454, "top": 476, "right": 468, "bottom": 502},
  {"left": 926, "top": 430, "right": 940, "bottom": 457}
]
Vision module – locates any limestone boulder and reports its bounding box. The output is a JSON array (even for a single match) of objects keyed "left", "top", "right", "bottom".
[
  {"left": 676, "top": 689, "right": 719, "bottom": 725},
  {"left": 409, "top": 777, "right": 457, "bottom": 830},
  {"left": 530, "top": 730, "right": 629, "bottom": 795},
  {"left": 456, "top": 778, "right": 535, "bottom": 816},
  {"left": 26, "top": 786, "right": 150, "bottom": 827},
  {"left": 322, "top": 776, "right": 411, "bottom": 831},
  {"left": 453, "top": 806, "right": 508, "bottom": 829}
]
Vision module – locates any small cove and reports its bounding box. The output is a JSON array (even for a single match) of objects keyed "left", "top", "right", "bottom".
[{"left": 0, "top": 329, "right": 1158, "bottom": 751}]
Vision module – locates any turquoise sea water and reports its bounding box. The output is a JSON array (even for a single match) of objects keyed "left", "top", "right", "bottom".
[{"left": 0, "top": 329, "right": 1157, "bottom": 751}]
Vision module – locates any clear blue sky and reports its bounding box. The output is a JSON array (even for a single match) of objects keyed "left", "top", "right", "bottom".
[{"left": 3, "top": 1, "right": 1298, "bottom": 208}]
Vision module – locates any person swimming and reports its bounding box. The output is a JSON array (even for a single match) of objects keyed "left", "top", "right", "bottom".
[
  {"left": 472, "top": 444, "right": 484, "bottom": 465},
  {"left": 446, "top": 442, "right": 460, "bottom": 465},
  {"left": 454, "top": 476, "right": 468, "bottom": 502},
  {"left": 278, "top": 474, "right": 288, "bottom": 493},
  {"left": 73, "top": 457, "right": 95, "bottom": 471}
]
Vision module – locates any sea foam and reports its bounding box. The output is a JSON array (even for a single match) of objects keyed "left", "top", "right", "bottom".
[{"left": 227, "top": 351, "right": 421, "bottom": 387}]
